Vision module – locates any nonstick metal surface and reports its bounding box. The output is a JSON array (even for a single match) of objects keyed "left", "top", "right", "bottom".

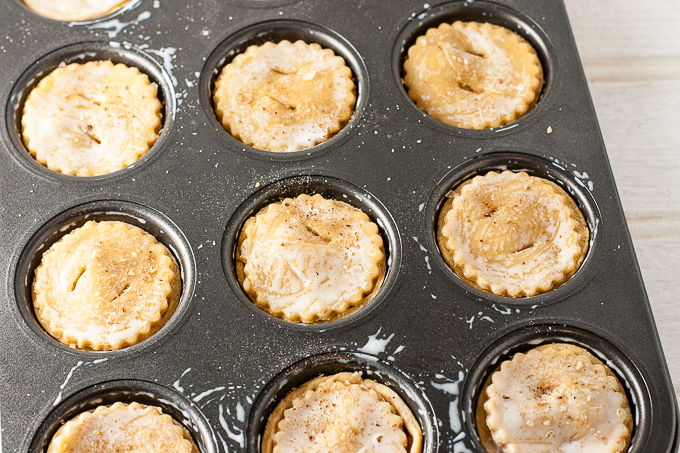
[{"left": 1, "top": 0, "right": 677, "bottom": 452}]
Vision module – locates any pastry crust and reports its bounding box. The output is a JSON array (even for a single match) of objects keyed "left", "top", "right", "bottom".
[
  {"left": 480, "top": 343, "right": 633, "bottom": 453},
  {"left": 22, "top": 60, "right": 162, "bottom": 176},
  {"left": 236, "top": 194, "right": 385, "bottom": 323},
  {"left": 263, "top": 372, "right": 422, "bottom": 453},
  {"left": 437, "top": 171, "right": 589, "bottom": 297},
  {"left": 32, "top": 220, "right": 181, "bottom": 350},
  {"left": 23, "top": 0, "right": 129, "bottom": 21},
  {"left": 403, "top": 21, "right": 543, "bottom": 129},
  {"left": 213, "top": 40, "right": 356, "bottom": 152},
  {"left": 47, "top": 402, "right": 199, "bottom": 453}
]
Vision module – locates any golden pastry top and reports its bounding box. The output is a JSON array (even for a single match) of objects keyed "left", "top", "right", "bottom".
[
  {"left": 33, "top": 220, "right": 181, "bottom": 350},
  {"left": 22, "top": 60, "right": 162, "bottom": 176},
  {"left": 213, "top": 40, "right": 355, "bottom": 152},
  {"left": 237, "top": 194, "right": 385, "bottom": 323},
  {"left": 23, "top": 0, "right": 129, "bottom": 21},
  {"left": 439, "top": 171, "right": 588, "bottom": 297},
  {"left": 47, "top": 402, "right": 199, "bottom": 453},
  {"left": 404, "top": 21, "right": 543, "bottom": 129},
  {"left": 484, "top": 343, "right": 633, "bottom": 453},
  {"left": 263, "top": 372, "right": 422, "bottom": 453}
]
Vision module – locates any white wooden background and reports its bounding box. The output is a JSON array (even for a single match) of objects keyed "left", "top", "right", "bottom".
[{"left": 564, "top": 0, "right": 680, "bottom": 394}]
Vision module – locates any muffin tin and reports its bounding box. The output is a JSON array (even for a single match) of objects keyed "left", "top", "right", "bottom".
[{"left": 0, "top": 0, "right": 677, "bottom": 452}]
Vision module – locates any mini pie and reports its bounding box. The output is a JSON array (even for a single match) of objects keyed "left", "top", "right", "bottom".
[
  {"left": 213, "top": 40, "right": 356, "bottom": 152},
  {"left": 22, "top": 60, "right": 162, "bottom": 176},
  {"left": 236, "top": 194, "right": 385, "bottom": 323},
  {"left": 23, "top": 0, "right": 129, "bottom": 21},
  {"left": 46, "top": 402, "right": 199, "bottom": 453},
  {"left": 479, "top": 343, "right": 633, "bottom": 453},
  {"left": 437, "top": 171, "right": 589, "bottom": 297},
  {"left": 32, "top": 220, "right": 181, "bottom": 350},
  {"left": 403, "top": 21, "right": 543, "bottom": 129},
  {"left": 263, "top": 372, "right": 422, "bottom": 453}
]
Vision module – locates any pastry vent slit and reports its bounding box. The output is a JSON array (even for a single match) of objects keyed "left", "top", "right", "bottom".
[
  {"left": 464, "top": 49, "right": 485, "bottom": 58},
  {"left": 266, "top": 95, "right": 297, "bottom": 112},
  {"left": 457, "top": 81, "right": 482, "bottom": 94},
  {"left": 85, "top": 126, "right": 102, "bottom": 144},
  {"left": 117, "top": 282, "right": 131, "bottom": 298},
  {"left": 303, "top": 223, "right": 330, "bottom": 243},
  {"left": 69, "top": 266, "right": 87, "bottom": 292},
  {"left": 272, "top": 67, "right": 293, "bottom": 75},
  {"left": 516, "top": 243, "right": 535, "bottom": 253}
]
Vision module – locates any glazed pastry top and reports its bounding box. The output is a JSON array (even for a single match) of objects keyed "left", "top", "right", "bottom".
[
  {"left": 214, "top": 40, "right": 355, "bottom": 152},
  {"left": 485, "top": 343, "right": 633, "bottom": 453},
  {"left": 33, "top": 220, "right": 180, "bottom": 350},
  {"left": 404, "top": 21, "right": 543, "bottom": 129},
  {"left": 22, "top": 60, "right": 161, "bottom": 176},
  {"left": 238, "top": 194, "right": 384, "bottom": 323}
]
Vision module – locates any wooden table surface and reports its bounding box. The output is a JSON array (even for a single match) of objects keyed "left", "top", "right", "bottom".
[{"left": 563, "top": 0, "right": 680, "bottom": 394}]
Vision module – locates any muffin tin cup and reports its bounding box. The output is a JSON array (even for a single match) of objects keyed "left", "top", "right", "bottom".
[
  {"left": 425, "top": 151, "right": 601, "bottom": 307},
  {"left": 461, "top": 324, "right": 664, "bottom": 453},
  {"left": 199, "top": 19, "right": 369, "bottom": 161},
  {"left": 11, "top": 199, "right": 196, "bottom": 357},
  {"left": 391, "top": 0, "right": 557, "bottom": 138},
  {"left": 246, "top": 352, "right": 438, "bottom": 453},
  {"left": 5, "top": 41, "right": 176, "bottom": 181},
  {"left": 28, "top": 379, "right": 217, "bottom": 453},
  {"left": 222, "top": 174, "right": 401, "bottom": 331},
  {"left": 1, "top": 1, "right": 677, "bottom": 452}
]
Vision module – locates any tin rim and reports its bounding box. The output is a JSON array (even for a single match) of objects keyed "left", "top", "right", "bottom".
[
  {"left": 424, "top": 151, "right": 601, "bottom": 307},
  {"left": 199, "top": 19, "right": 369, "bottom": 161},
  {"left": 391, "top": 0, "right": 557, "bottom": 138},
  {"left": 12, "top": 200, "right": 196, "bottom": 357},
  {"left": 246, "top": 351, "right": 438, "bottom": 453},
  {"left": 221, "top": 174, "right": 401, "bottom": 331},
  {"left": 5, "top": 41, "right": 176, "bottom": 181},
  {"left": 27, "top": 379, "right": 216, "bottom": 453},
  {"left": 461, "top": 324, "right": 660, "bottom": 453}
]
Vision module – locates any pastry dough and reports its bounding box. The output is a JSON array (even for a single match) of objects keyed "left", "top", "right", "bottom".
[
  {"left": 237, "top": 194, "right": 385, "bottom": 323},
  {"left": 481, "top": 343, "right": 633, "bottom": 453},
  {"left": 213, "top": 40, "right": 355, "bottom": 152},
  {"left": 47, "top": 402, "right": 199, "bottom": 453},
  {"left": 263, "top": 372, "right": 422, "bottom": 453},
  {"left": 23, "top": 0, "right": 129, "bottom": 21},
  {"left": 403, "top": 21, "right": 543, "bottom": 129},
  {"left": 22, "top": 60, "right": 162, "bottom": 176},
  {"left": 33, "top": 221, "right": 181, "bottom": 350},
  {"left": 437, "top": 171, "right": 588, "bottom": 297}
]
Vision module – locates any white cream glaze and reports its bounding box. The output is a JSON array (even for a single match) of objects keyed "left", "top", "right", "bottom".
[
  {"left": 238, "top": 194, "right": 384, "bottom": 323},
  {"left": 274, "top": 374, "right": 408, "bottom": 453},
  {"left": 484, "top": 344, "right": 633, "bottom": 453},
  {"left": 22, "top": 60, "right": 161, "bottom": 176},
  {"left": 404, "top": 21, "right": 543, "bottom": 129},
  {"left": 32, "top": 220, "right": 180, "bottom": 350},
  {"left": 213, "top": 40, "right": 355, "bottom": 152},
  {"left": 23, "top": 0, "right": 129, "bottom": 21},
  {"left": 441, "top": 171, "right": 584, "bottom": 297},
  {"left": 46, "top": 402, "right": 197, "bottom": 453}
]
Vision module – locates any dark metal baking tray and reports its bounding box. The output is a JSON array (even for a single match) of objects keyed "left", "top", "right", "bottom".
[{"left": 1, "top": 0, "right": 676, "bottom": 451}]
